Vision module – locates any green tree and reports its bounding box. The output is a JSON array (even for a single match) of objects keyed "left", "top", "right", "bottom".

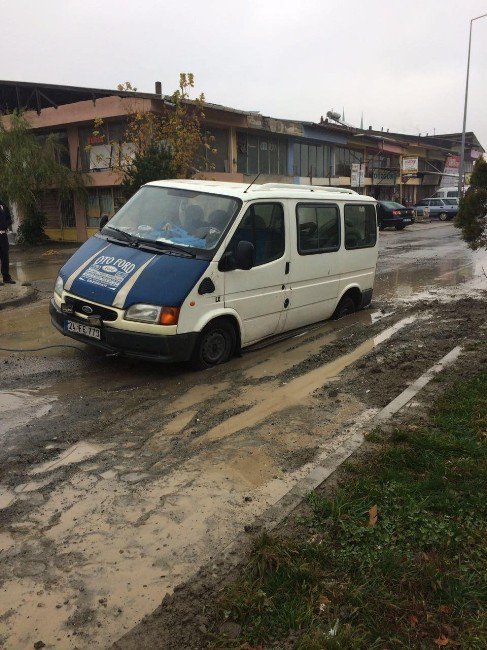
[
  {"left": 455, "top": 157, "right": 487, "bottom": 249},
  {"left": 121, "top": 143, "right": 175, "bottom": 199},
  {"left": 0, "top": 112, "right": 86, "bottom": 244},
  {"left": 89, "top": 74, "right": 214, "bottom": 191}
]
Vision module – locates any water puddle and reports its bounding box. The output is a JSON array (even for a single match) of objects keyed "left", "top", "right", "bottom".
[
  {"left": 376, "top": 248, "right": 487, "bottom": 300},
  {"left": 0, "top": 389, "right": 56, "bottom": 437},
  {"left": 30, "top": 442, "right": 108, "bottom": 476},
  {"left": 195, "top": 316, "right": 417, "bottom": 447},
  {"left": 0, "top": 487, "right": 16, "bottom": 511},
  {"left": 0, "top": 301, "right": 68, "bottom": 355},
  {"left": 166, "top": 381, "right": 230, "bottom": 414},
  {"left": 12, "top": 258, "right": 62, "bottom": 283},
  {"left": 146, "top": 410, "right": 198, "bottom": 450}
]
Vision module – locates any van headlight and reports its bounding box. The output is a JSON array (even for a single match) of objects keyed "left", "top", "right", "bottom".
[
  {"left": 124, "top": 304, "right": 180, "bottom": 325},
  {"left": 54, "top": 275, "right": 64, "bottom": 298},
  {"left": 124, "top": 304, "right": 161, "bottom": 323}
]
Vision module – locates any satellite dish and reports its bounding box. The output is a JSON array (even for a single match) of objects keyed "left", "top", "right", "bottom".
[{"left": 326, "top": 110, "right": 341, "bottom": 122}]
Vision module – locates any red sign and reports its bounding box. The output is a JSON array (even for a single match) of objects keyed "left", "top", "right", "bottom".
[{"left": 87, "top": 135, "right": 105, "bottom": 145}]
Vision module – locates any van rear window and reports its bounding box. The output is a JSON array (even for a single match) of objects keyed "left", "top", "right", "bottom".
[{"left": 344, "top": 204, "right": 377, "bottom": 250}]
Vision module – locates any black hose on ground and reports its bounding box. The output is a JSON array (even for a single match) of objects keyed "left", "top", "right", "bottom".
[{"left": 0, "top": 344, "right": 89, "bottom": 353}]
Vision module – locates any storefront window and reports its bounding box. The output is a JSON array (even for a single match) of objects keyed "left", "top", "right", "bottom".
[
  {"left": 86, "top": 188, "right": 126, "bottom": 228},
  {"left": 237, "top": 133, "right": 288, "bottom": 175},
  {"left": 293, "top": 142, "right": 332, "bottom": 177}
]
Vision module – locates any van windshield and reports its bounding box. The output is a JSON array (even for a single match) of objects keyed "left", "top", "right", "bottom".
[{"left": 105, "top": 186, "right": 241, "bottom": 254}]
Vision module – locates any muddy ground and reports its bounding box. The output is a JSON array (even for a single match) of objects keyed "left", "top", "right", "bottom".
[
  {"left": 113, "top": 302, "right": 487, "bottom": 650},
  {"left": 0, "top": 224, "right": 486, "bottom": 649}
]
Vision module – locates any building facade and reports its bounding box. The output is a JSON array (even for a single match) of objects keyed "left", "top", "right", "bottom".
[{"left": 0, "top": 80, "right": 484, "bottom": 242}]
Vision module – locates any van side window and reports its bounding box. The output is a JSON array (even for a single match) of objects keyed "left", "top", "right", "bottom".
[
  {"left": 344, "top": 204, "right": 377, "bottom": 250},
  {"left": 296, "top": 204, "right": 339, "bottom": 254},
  {"left": 228, "top": 203, "right": 285, "bottom": 266}
]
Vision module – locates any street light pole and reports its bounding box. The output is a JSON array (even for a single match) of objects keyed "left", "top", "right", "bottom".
[{"left": 458, "top": 13, "right": 487, "bottom": 198}]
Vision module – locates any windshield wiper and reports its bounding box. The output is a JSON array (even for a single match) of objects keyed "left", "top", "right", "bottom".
[
  {"left": 136, "top": 237, "right": 196, "bottom": 258},
  {"left": 103, "top": 225, "right": 138, "bottom": 246}
]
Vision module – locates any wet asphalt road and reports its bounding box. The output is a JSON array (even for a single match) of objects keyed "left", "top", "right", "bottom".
[{"left": 0, "top": 223, "right": 485, "bottom": 649}]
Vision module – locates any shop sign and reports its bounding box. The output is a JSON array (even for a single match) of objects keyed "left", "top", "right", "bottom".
[
  {"left": 351, "top": 163, "right": 365, "bottom": 187},
  {"left": 440, "top": 155, "right": 460, "bottom": 187},
  {"left": 372, "top": 169, "right": 396, "bottom": 186},
  {"left": 402, "top": 157, "right": 418, "bottom": 173}
]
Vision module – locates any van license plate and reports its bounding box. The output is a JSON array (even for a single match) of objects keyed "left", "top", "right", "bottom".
[{"left": 65, "top": 320, "right": 101, "bottom": 340}]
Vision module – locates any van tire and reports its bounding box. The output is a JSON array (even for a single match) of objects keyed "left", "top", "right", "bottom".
[
  {"left": 191, "top": 319, "right": 236, "bottom": 370},
  {"left": 332, "top": 295, "right": 356, "bottom": 320},
  {"left": 439, "top": 212, "right": 448, "bottom": 221}
]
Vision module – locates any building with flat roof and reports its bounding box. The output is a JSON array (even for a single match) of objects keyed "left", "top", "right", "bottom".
[{"left": 1, "top": 79, "right": 484, "bottom": 242}]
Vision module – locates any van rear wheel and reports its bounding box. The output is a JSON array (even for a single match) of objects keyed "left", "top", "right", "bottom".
[
  {"left": 333, "top": 295, "right": 356, "bottom": 320},
  {"left": 191, "top": 319, "right": 236, "bottom": 370},
  {"left": 439, "top": 212, "right": 448, "bottom": 221}
]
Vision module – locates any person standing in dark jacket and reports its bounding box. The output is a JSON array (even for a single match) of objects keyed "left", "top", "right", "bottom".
[{"left": 0, "top": 200, "right": 16, "bottom": 285}]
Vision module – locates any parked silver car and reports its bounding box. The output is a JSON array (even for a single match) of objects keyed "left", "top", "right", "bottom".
[{"left": 414, "top": 198, "right": 458, "bottom": 221}]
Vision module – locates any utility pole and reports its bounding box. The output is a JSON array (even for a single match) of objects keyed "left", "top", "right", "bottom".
[{"left": 458, "top": 13, "right": 487, "bottom": 198}]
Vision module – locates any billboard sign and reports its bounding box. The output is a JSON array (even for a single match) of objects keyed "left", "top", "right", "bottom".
[{"left": 440, "top": 155, "right": 460, "bottom": 187}]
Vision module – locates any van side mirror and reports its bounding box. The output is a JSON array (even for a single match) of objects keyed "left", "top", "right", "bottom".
[
  {"left": 99, "top": 214, "right": 109, "bottom": 231},
  {"left": 235, "top": 240, "right": 255, "bottom": 270}
]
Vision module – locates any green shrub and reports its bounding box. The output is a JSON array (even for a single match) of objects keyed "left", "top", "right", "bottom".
[{"left": 17, "top": 209, "right": 48, "bottom": 245}]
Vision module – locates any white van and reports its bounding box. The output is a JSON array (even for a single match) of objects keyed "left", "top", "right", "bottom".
[
  {"left": 51, "top": 181, "right": 379, "bottom": 368},
  {"left": 431, "top": 186, "right": 462, "bottom": 200}
]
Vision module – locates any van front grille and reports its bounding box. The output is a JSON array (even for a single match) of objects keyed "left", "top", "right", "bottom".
[{"left": 65, "top": 296, "right": 118, "bottom": 321}]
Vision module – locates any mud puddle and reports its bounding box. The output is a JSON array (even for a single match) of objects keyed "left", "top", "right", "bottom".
[
  {"left": 195, "top": 316, "right": 417, "bottom": 447},
  {"left": 0, "top": 389, "right": 56, "bottom": 438},
  {"left": 0, "top": 312, "right": 420, "bottom": 649},
  {"left": 0, "top": 301, "right": 71, "bottom": 356},
  {"left": 29, "top": 442, "right": 109, "bottom": 476},
  {"left": 376, "top": 247, "right": 487, "bottom": 300},
  {"left": 11, "top": 258, "right": 61, "bottom": 284}
]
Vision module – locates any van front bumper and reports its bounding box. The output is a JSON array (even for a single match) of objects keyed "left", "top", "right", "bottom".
[{"left": 50, "top": 300, "right": 197, "bottom": 363}]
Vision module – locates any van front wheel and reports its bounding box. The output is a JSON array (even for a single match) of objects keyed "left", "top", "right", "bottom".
[
  {"left": 333, "top": 295, "right": 356, "bottom": 320},
  {"left": 191, "top": 319, "right": 236, "bottom": 370}
]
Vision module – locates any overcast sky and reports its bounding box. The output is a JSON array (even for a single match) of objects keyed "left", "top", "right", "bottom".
[{"left": 3, "top": 0, "right": 487, "bottom": 148}]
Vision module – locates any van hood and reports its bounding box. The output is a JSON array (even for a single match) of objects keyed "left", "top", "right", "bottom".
[{"left": 59, "top": 236, "right": 209, "bottom": 309}]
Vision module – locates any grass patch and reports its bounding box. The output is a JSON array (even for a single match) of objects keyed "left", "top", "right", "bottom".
[{"left": 213, "top": 373, "right": 487, "bottom": 648}]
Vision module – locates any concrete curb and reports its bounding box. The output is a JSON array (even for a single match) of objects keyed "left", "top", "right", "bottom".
[
  {"left": 0, "top": 286, "right": 37, "bottom": 311},
  {"left": 260, "top": 344, "right": 463, "bottom": 533}
]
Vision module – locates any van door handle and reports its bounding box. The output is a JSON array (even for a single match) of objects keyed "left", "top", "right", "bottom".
[
  {"left": 284, "top": 298, "right": 290, "bottom": 308},
  {"left": 285, "top": 262, "right": 290, "bottom": 274}
]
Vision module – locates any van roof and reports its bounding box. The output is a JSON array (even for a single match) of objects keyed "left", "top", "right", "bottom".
[{"left": 145, "top": 179, "right": 377, "bottom": 203}]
